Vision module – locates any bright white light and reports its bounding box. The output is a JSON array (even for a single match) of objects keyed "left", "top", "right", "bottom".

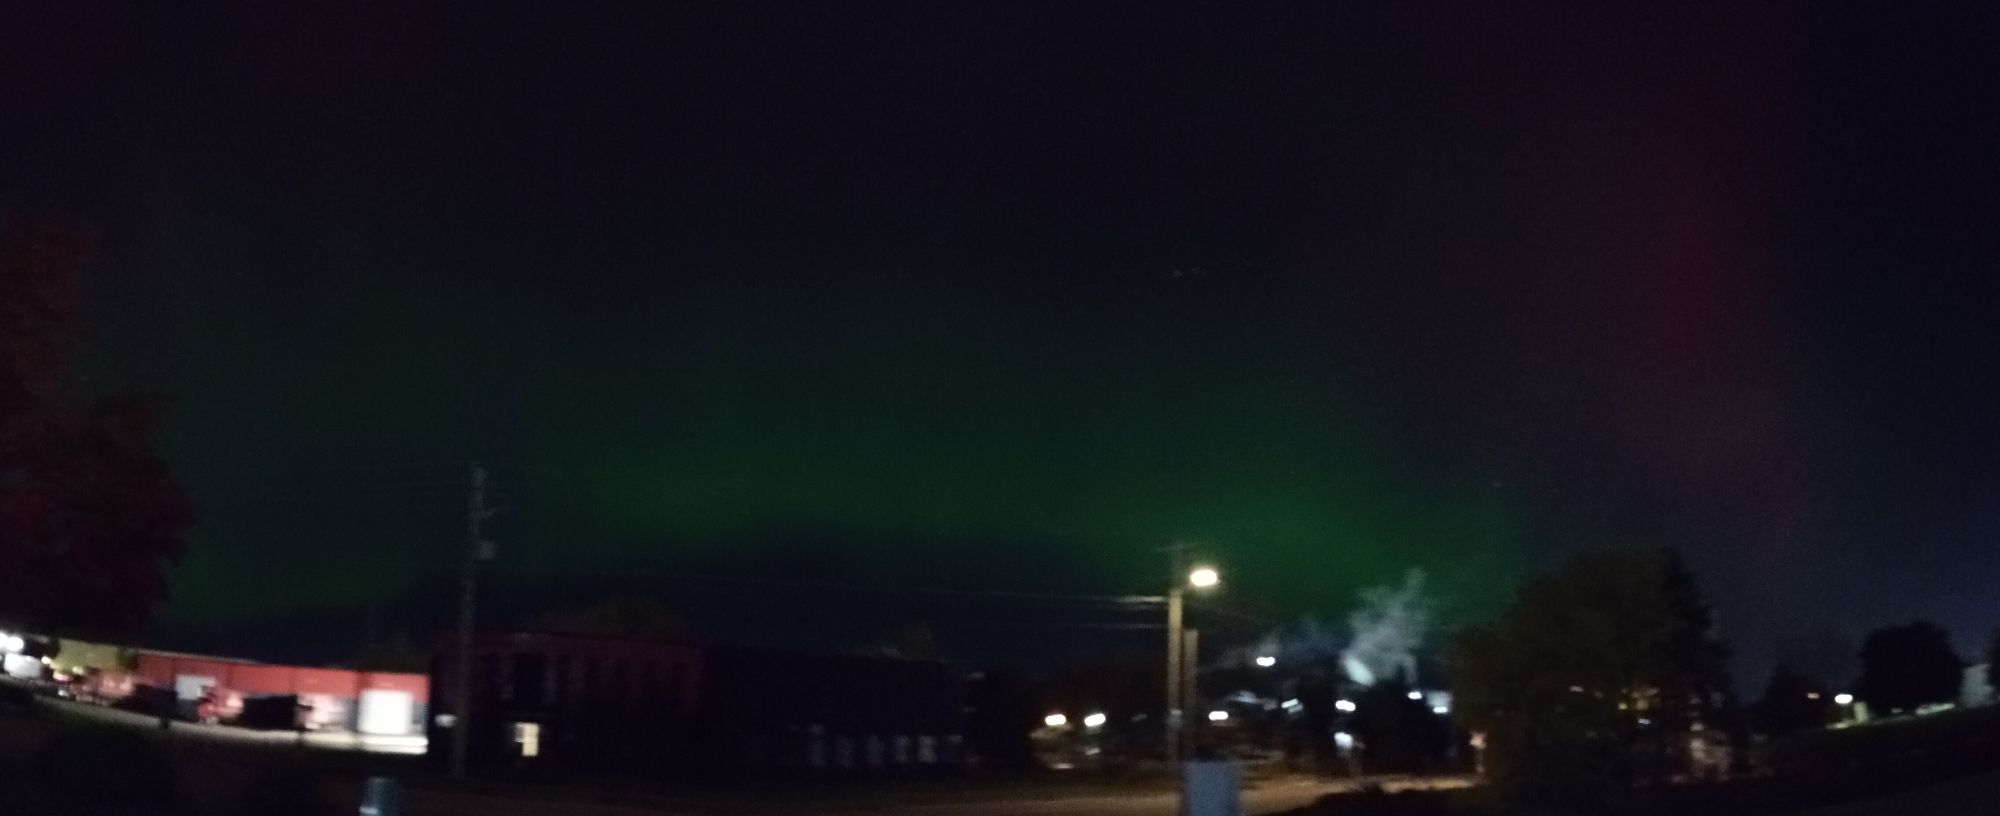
[
  {"left": 1083, "top": 712, "right": 1107, "bottom": 728},
  {"left": 1044, "top": 713, "right": 1068, "bottom": 728},
  {"left": 1207, "top": 710, "right": 1229, "bottom": 722},
  {"left": 1255, "top": 655, "right": 1277, "bottom": 668},
  {"left": 1188, "top": 567, "right": 1220, "bottom": 589},
  {"left": 0, "top": 634, "right": 22, "bottom": 653},
  {"left": 1834, "top": 693, "right": 1854, "bottom": 705},
  {"left": 1334, "top": 731, "right": 1355, "bottom": 750},
  {"left": 1407, "top": 690, "right": 1423, "bottom": 700},
  {"left": 1334, "top": 699, "right": 1357, "bottom": 713},
  {"left": 1280, "top": 698, "right": 1302, "bottom": 711},
  {"left": 1432, "top": 705, "right": 1449, "bottom": 715}
]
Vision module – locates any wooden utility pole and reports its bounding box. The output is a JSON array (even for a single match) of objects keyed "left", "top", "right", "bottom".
[{"left": 448, "top": 464, "right": 490, "bottom": 779}]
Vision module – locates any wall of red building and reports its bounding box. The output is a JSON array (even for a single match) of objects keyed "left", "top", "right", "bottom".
[{"left": 129, "top": 651, "right": 427, "bottom": 702}]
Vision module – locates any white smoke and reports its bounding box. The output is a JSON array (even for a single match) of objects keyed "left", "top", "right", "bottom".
[{"left": 1340, "top": 569, "right": 1430, "bottom": 687}]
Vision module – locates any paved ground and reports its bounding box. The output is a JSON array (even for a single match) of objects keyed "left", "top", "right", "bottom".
[
  {"left": 379, "top": 775, "right": 1475, "bottom": 816},
  {"left": 863, "top": 776, "right": 1470, "bottom": 816},
  {"left": 53, "top": 696, "right": 427, "bottom": 754},
  {"left": 21, "top": 696, "right": 1472, "bottom": 815}
]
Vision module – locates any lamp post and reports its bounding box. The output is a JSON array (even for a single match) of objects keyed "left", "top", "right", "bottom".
[{"left": 1165, "top": 549, "right": 1219, "bottom": 765}]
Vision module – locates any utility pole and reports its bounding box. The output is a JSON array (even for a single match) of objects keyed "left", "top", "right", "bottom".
[{"left": 449, "top": 464, "right": 490, "bottom": 779}]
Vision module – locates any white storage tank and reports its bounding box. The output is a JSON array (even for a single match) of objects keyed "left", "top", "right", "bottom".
[{"left": 357, "top": 688, "right": 416, "bottom": 735}]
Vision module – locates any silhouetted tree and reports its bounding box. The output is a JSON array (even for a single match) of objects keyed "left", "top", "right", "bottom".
[
  {"left": 1987, "top": 628, "right": 2000, "bottom": 700},
  {"left": 1454, "top": 550, "right": 1733, "bottom": 805},
  {"left": 1351, "top": 677, "right": 1447, "bottom": 772},
  {"left": 1756, "top": 665, "right": 1830, "bottom": 737},
  {"left": 1856, "top": 621, "right": 1962, "bottom": 714},
  {"left": 0, "top": 222, "right": 193, "bottom": 636}
]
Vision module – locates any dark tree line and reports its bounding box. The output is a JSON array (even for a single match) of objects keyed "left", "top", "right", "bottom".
[{"left": 1453, "top": 550, "right": 1733, "bottom": 805}]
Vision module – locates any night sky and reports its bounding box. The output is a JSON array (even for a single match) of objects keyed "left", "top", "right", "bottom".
[{"left": 7, "top": 4, "right": 1999, "bottom": 677}]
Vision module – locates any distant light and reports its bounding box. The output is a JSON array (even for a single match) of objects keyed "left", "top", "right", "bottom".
[
  {"left": 1280, "top": 698, "right": 1302, "bottom": 711},
  {"left": 1834, "top": 693, "right": 1854, "bottom": 705},
  {"left": 1044, "top": 713, "right": 1068, "bottom": 728},
  {"left": 1637, "top": 718, "right": 1652, "bottom": 726},
  {"left": 1083, "top": 712, "right": 1107, "bottom": 728},
  {"left": 1255, "top": 656, "right": 1277, "bottom": 668},
  {"left": 1334, "top": 731, "right": 1355, "bottom": 750},
  {"left": 1188, "top": 567, "right": 1220, "bottom": 589},
  {"left": 1806, "top": 692, "right": 1821, "bottom": 700},
  {"left": 1568, "top": 685, "right": 1585, "bottom": 693},
  {"left": 1334, "top": 699, "right": 1357, "bottom": 713},
  {"left": 1207, "top": 710, "right": 1229, "bottom": 722},
  {"left": 1432, "top": 705, "right": 1450, "bottom": 715},
  {"left": 1407, "top": 690, "right": 1423, "bottom": 701}
]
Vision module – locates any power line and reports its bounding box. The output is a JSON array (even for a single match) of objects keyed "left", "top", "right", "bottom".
[{"left": 488, "top": 564, "right": 1167, "bottom": 607}]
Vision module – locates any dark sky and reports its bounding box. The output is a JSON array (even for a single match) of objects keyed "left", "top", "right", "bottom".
[{"left": 6, "top": 4, "right": 1999, "bottom": 679}]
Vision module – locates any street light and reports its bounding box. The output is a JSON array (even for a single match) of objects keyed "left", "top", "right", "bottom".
[
  {"left": 1406, "top": 690, "right": 1423, "bottom": 701},
  {"left": 1166, "top": 551, "right": 1220, "bottom": 764},
  {"left": 1255, "top": 655, "right": 1277, "bottom": 668},
  {"left": 1834, "top": 693, "right": 1854, "bottom": 706},
  {"left": 1335, "top": 699, "right": 1357, "bottom": 713},
  {"left": 1207, "top": 710, "right": 1229, "bottom": 722},
  {"left": 1083, "top": 712, "right": 1107, "bottom": 728},
  {"left": 1045, "top": 713, "right": 1068, "bottom": 728}
]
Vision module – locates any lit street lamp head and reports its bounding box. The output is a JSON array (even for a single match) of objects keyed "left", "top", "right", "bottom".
[
  {"left": 1044, "top": 713, "right": 1067, "bottom": 728},
  {"left": 1188, "top": 567, "right": 1220, "bottom": 589},
  {"left": 1255, "top": 655, "right": 1277, "bottom": 668}
]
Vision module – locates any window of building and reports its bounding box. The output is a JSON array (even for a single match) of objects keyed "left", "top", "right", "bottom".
[{"left": 513, "top": 722, "right": 542, "bottom": 758}]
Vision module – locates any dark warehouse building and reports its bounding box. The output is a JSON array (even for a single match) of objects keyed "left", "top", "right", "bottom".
[{"left": 430, "top": 630, "right": 966, "bottom": 775}]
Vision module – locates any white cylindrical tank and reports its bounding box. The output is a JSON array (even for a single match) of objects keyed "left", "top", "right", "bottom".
[{"left": 357, "top": 689, "right": 416, "bottom": 735}]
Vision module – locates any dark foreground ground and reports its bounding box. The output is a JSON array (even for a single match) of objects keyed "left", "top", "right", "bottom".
[
  {"left": 1282, "top": 707, "right": 2000, "bottom": 816},
  {"left": 0, "top": 694, "right": 1464, "bottom": 815},
  {"left": 9, "top": 689, "right": 1999, "bottom": 816}
]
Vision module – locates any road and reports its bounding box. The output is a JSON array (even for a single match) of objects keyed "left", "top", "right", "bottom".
[
  {"left": 863, "top": 776, "right": 1470, "bottom": 816},
  {"left": 26, "top": 696, "right": 1470, "bottom": 815},
  {"left": 385, "top": 775, "right": 1471, "bottom": 816}
]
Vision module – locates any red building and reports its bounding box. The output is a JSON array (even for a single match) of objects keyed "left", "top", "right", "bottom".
[{"left": 129, "top": 651, "right": 428, "bottom": 734}]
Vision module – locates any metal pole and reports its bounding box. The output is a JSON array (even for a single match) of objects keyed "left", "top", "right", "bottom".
[
  {"left": 449, "top": 464, "right": 486, "bottom": 779},
  {"left": 1182, "top": 628, "right": 1199, "bottom": 759},
  {"left": 1166, "top": 585, "right": 1184, "bottom": 764}
]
